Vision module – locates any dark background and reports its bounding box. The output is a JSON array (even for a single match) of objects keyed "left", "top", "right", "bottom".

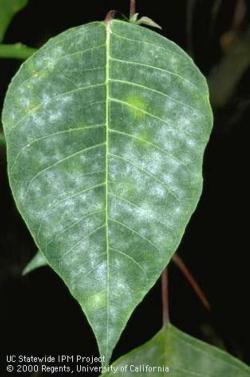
[{"left": 0, "top": 0, "right": 250, "bottom": 375}]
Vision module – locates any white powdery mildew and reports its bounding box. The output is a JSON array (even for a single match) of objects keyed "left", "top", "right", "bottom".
[
  {"left": 141, "top": 150, "right": 163, "bottom": 175},
  {"left": 71, "top": 250, "right": 105, "bottom": 285},
  {"left": 134, "top": 203, "right": 156, "bottom": 222},
  {"left": 162, "top": 98, "right": 175, "bottom": 112},
  {"left": 155, "top": 126, "right": 178, "bottom": 150},
  {"left": 116, "top": 140, "right": 185, "bottom": 200},
  {"left": 48, "top": 109, "right": 64, "bottom": 123},
  {"left": 2, "top": 20, "right": 213, "bottom": 364},
  {"left": 109, "top": 156, "right": 135, "bottom": 184},
  {"left": 33, "top": 54, "right": 56, "bottom": 71},
  {"left": 30, "top": 112, "right": 46, "bottom": 128},
  {"left": 52, "top": 212, "right": 101, "bottom": 247},
  {"left": 151, "top": 186, "right": 165, "bottom": 199},
  {"left": 180, "top": 115, "right": 192, "bottom": 128},
  {"left": 17, "top": 95, "right": 33, "bottom": 110},
  {"left": 41, "top": 93, "right": 52, "bottom": 106},
  {"left": 56, "top": 222, "right": 103, "bottom": 260}
]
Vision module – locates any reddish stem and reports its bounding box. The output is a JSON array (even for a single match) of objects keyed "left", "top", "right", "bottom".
[
  {"left": 172, "top": 254, "right": 211, "bottom": 311},
  {"left": 105, "top": 10, "right": 117, "bottom": 24},
  {"left": 161, "top": 267, "right": 170, "bottom": 326},
  {"left": 130, "top": 0, "right": 136, "bottom": 18}
]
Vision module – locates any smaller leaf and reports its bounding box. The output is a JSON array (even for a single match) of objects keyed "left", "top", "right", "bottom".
[
  {"left": 137, "top": 17, "right": 162, "bottom": 30},
  {"left": 102, "top": 325, "right": 250, "bottom": 376},
  {"left": 22, "top": 251, "right": 47, "bottom": 275},
  {"left": 0, "top": 0, "right": 29, "bottom": 42},
  {"left": 129, "top": 13, "right": 140, "bottom": 23}
]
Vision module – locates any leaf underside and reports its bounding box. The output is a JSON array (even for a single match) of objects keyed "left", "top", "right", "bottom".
[
  {"left": 102, "top": 325, "right": 250, "bottom": 376},
  {"left": 2, "top": 20, "right": 213, "bottom": 362}
]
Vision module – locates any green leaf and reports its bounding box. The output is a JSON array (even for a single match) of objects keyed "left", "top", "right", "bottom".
[
  {"left": 22, "top": 250, "right": 48, "bottom": 275},
  {"left": 137, "top": 17, "right": 162, "bottom": 30},
  {"left": 2, "top": 20, "right": 213, "bottom": 362},
  {"left": 0, "top": 0, "right": 28, "bottom": 42},
  {"left": 129, "top": 13, "right": 140, "bottom": 23},
  {"left": 102, "top": 325, "right": 250, "bottom": 376}
]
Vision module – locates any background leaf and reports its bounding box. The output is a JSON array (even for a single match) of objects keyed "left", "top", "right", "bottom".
[
  {"left": 102, "top": 325, "right": 250, "bottom": 376},
  {"left": 22, "top": 250, "right": 47, "bottom": 275},
  {"left": 2, "top": 20, "right": 213, "bottom": 362},
  {"left": 0, "top": 0, "right": 28, "bottom": 42},
  {"left": 137, "top": 17, "right": 162, "bottom": 30}
]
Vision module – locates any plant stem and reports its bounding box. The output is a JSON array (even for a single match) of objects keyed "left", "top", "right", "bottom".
[
  {"left": 130, "top": 0, "right": 136, "bottom": 18},
  {"left": 172, "top": 254, "right": 211, "bottom": 311},
  {"left": 161, "top": 267, "right": 170, "bottom": 326},
  {"left": 105, "top": 10, "right": 117, "bottom": 24},
  {"left": 0, "top": 43, "right": 36, "bottom": 60}
]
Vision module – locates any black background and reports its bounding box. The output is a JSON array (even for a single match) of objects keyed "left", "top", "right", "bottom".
[{"left": 0, "top": 0, "right": 250, "bottom": 376}]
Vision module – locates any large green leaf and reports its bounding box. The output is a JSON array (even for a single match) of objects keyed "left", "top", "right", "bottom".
[
  {"left": 102, "top": 325, "right": 250, "bottom": 376},
  {"left": 0, "top": 0, "right": 28, "bottom": 42},
  {"left": 2, "top": 20, "right": 213, "bottom": 362}
]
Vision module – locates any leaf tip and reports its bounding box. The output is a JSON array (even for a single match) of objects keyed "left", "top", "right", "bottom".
[{"left": 137, "top": 16, "right": 162, "bottom": 30}]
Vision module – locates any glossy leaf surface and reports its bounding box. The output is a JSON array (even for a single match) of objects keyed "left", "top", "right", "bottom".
[
  {"left": 103, "top": 325, "right": 250, "bottom": 376},
  {"left": 2, "top": 20, "right": 213, "bottom": 362}
]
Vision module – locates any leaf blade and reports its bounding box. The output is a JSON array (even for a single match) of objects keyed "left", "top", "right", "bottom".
[{"left": 2, "top": 20, "right": 213, "bottom": 363}]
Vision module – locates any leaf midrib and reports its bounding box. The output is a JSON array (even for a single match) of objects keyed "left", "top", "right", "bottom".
[{"left": 105, "top": 21, "right": 111, "bottom": 359}]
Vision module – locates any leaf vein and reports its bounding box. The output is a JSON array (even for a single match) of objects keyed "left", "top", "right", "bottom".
[
  {"left": 10, "top": 124, "right": 105, "bottom": 173},
  {"left": 11, "top": 84, "right": 105, "bottom": 132},
  {"left": 110, "top": 57, "right": 198, "bottom": 90},
  {"left": 112, "top": 30, "right": 185, "bottom": 61},
  {"left": 112, "top": 78, "right": 201, "bottom": 115},
  {"left": 109, "top": 128, "right": 187, "bottom": 168},
  {"left": 109, "top": 152, "right": 180, "bottom": 201},
  {"left": 109, "top": 218, "right": 160, "bottom": 252},
  {"left": 110, "top": 247, "right": 146, "bottom": 275},
  {"left": 109, "top": 192, "right": 175, "bottom": 233},
  {"left": 45, "top": 209, "right": 105, "bottom": 251},
  {"left": 110, "top": 97, "right": 203, "bottom": 142},
  {"left": 25, "top": 143, "right": 106, "bottom": 194},
  {"left": 16, "top": 42, "right": 106, "bottom": 91},
  {"left": 55, "top": 224, "right": 106, "bottom": 261},
  {"left": 48, "top": 183, "right": 106, "bottom": 211}
]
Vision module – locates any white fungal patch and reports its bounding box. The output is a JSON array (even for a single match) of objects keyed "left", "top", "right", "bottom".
[
  {"left": 186, "top": 138, "right": 197, "bottom": 147},
  {"left": 49, "top": 110, "right": 63, "bottom": 122},
  {"left": 60, "top": 94, "right": 74, "bottom": 104},
  {"left": 143, "top": 151, "right": 163, "bottom": 175},
  {"left": 41, "top": 94, "right": 51, "bottom": 106},
  {"left": 19, "top": 96, "right": 33, "bottom": 109},
  {"left": 30, "top": 113, "right": 46, "bottom": 127},
  {"left": 162, "top": 173, "right": 175, "bottom": 186},
  {"left": 2, "top": 20, "right": 213, "bottom": 364},
  {"left": 134, "top": 204, "right": 156, "bottom": 222},
  {"left": 151, "top": 186, "right": 165, "bottom": 199},
  {"left": 173, "top": 206, "right": 182, "bottom": 215},
  {"left": 179, "top": 116, "right": 192, "bottom": 129}
]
